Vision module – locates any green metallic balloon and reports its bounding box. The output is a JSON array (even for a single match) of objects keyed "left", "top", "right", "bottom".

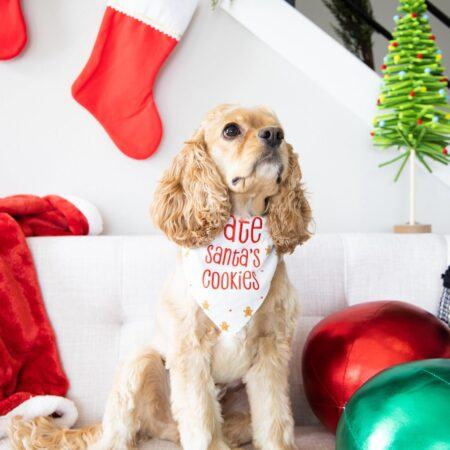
[{"left": 336, "top": 359, "right": 450, "bottom": 450}]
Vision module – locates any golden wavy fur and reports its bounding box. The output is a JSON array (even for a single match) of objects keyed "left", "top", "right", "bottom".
[
  {"left": 9, "top": 416, "right": 101, "bottom": 449},
  {"left": 267, "top": 144, "right": 312, "bottom": 254},
  {"left": 9, "top": 105, "right": 312, "bottom": 450},
  {"left": 151, "top": 129, "right": 231, "bottom": 248},
  {"left": 152, "top": 104, "right": 311, "bottom": 254}
]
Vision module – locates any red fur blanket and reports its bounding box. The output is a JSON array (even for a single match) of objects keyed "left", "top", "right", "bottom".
[
  {"left": 0, "top": 194, "right": 97, "bottom": 433},
  {"left": 0, "top": 213, "right": 69, "bottom": 416}
]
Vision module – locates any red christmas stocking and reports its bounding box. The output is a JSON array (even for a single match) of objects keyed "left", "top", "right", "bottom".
[
  {"left": 72, "top": 0, "right": 198, "bottom": 160},
  {"left": 0, "top": 0, "right": 27, "bottom": 60}
]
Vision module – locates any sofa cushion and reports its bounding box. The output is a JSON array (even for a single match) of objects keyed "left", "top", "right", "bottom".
[
  {"left": 26, "top": 233, "right": 448, "bottom": 430},
  {"left": 286, "top": 234, "right": 346, "bottom": 316},
  {"left": 27, "top": 235, "right": 346, "bottom": 426},
  {"left": 342, "top": 234, "right": 448, "bottom": 312}
]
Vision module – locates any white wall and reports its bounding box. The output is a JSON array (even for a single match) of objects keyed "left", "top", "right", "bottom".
[{"left": 1, "top": 0, "right": 450, "bottom": 234}]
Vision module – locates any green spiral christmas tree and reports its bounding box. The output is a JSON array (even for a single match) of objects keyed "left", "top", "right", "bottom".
[
  {"left": 372, "top": 0, "right": 449, "bottom": 227},
  {"left": 373, "top": 0, "right": 450, "bottom": 178}
]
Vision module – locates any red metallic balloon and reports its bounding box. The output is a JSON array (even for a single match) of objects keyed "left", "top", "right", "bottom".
[{"left": 302, "top": 301, "right": 450, "bottom": 433}]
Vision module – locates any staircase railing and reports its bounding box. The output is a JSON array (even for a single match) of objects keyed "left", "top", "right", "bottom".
[
  {"left": 287, "top": 0, "right": 449, "bottom": 88},
  {"left": 426, "top": 1, "right": 450, "bottom": 28}
]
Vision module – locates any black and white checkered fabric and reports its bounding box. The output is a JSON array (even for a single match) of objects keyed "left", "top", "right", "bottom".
[{"left": 438, "top": 266, "right": 450, "bottom": 325}]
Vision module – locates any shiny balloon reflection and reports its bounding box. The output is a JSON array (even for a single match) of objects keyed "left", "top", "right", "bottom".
[
  {"left": 302, "top": 301, "right": 450, "bottom": 432},
  {"left": 336, "top": 359, "right": 450, "bottom": 450}
]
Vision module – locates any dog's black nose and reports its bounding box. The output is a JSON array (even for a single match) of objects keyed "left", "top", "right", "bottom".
[{"left": 258, "top": 127, "right": 284, "bottom": 148}]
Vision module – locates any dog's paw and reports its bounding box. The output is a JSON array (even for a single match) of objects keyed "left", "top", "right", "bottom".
[
  {"left": 209, "top": 440, "right": 231, "bottom": 450},
  {"left": 263, "top": 444, "right": 297, "bottom": 450},
  {"left": 251, "top": 441, "right": 297, "bottom": 450},
  {"left": 89, "top": 440, "right": 137, "bottom": 450},
  {"left": 89, "top": 446, "right": 137, "bottom": 450}
]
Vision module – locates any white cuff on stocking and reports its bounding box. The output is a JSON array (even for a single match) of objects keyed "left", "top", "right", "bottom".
[{"left": 108, "top": 0, "right": 199, "bottom": 40}]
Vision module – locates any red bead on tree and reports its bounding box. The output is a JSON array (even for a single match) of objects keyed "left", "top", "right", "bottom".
[
  {"left": 417, "top": 118, "right": 423, "bottom": 125},
  {"left": 392, "top": 41, "right": 399, "bottom": 47},
  {"left": 417, "top": 53, "right": 423, "bottom": 59},
  {"left": 411, "top": 12, "right": 417, "bottom": 18},
  {"left": 444, "top": 148, "right": 449, "bottom": 155},
  {"left": 430, "top": 34, "right": 436, "bottom": 40},
  {"left": 381, "top": 64, "right": 387, "bottom": 70}
]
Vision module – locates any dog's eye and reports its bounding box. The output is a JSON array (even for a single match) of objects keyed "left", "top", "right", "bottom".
[{"left": 223, "top": 123, "right": 241, "bottom": 139}]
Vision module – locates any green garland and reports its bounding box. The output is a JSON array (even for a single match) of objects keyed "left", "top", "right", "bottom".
[
  {"left": 372, "top": 0, "right": 450, "bottom": 180},
  {"left": 323, "top": 0, "right": 375, "bottom": 69}
]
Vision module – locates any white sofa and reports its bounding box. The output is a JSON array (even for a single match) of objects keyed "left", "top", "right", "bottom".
[{"left": 9, "top": 233, "right": 449, "bottom": 449}]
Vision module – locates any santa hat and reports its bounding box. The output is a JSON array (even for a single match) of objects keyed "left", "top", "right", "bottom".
[
  {"left": 0, "top": 396, "right": 78, "bottom": 439},
  {"left": 0, "top": 194, "right": 103, "bottom": 236},
  {"left": 61, "top": 195, "right": 103, "bottom": 236},
  {"left": 0, "top": 195, "right": 101, "bottom": 440}
]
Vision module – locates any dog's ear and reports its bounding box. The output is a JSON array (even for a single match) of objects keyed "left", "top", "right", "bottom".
[
  {"left": 151, "top": 128, "right": 231, "bottom": 248},
  {"left": 267, "top": 144, "right": 312, "bottom": 254}
]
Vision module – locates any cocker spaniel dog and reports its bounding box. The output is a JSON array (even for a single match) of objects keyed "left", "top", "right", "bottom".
[{"left": 9, "top": 104, "right": 312, "bottom": 450}]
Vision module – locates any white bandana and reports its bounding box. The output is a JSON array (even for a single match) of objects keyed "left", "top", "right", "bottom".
[{"left": 182, "top": 215, "right": 278, "bottom": 334}]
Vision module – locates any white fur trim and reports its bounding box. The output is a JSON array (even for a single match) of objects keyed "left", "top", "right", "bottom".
[
  {"left": 64, "top": 195, "right": 103, "bottom": 235},
  {"left": 0, "top": 396, "right": 78, "bottom": 438},
  {"left": 107, "top": 0, "right": 198, "bottom": 40}
]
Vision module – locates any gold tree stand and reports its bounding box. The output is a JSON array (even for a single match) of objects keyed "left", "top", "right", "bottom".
[
  {"left": 393, "top": 150, "right": 432, "bottom": 234},
  {"left": 394, "top": 223, "right": 432, "bottom": 234}
]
